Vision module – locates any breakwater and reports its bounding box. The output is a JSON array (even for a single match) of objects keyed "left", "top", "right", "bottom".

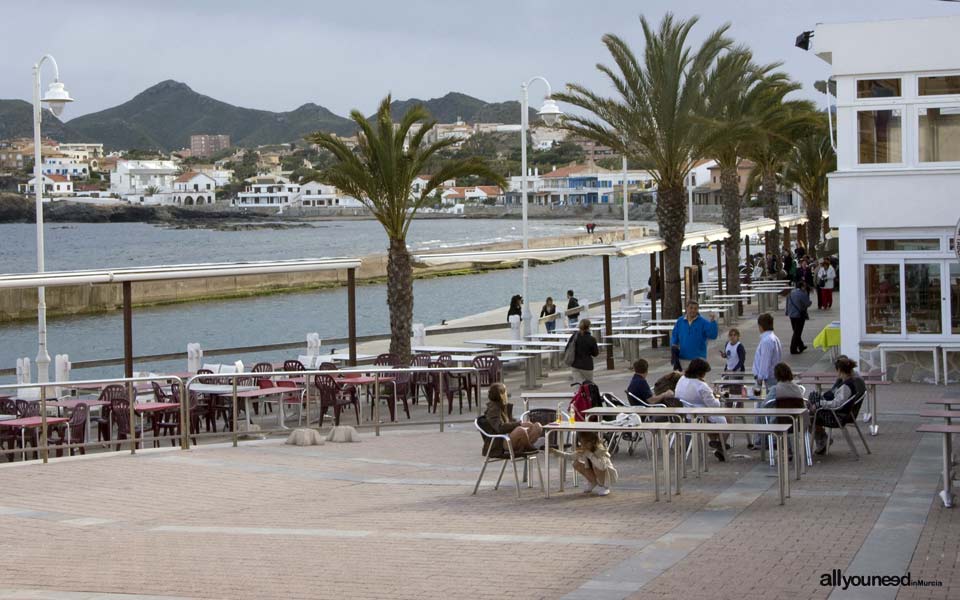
[{"left": 0, "top": 225, "right": 647, "bottom": 322}]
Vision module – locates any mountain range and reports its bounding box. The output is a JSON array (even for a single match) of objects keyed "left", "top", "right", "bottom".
[{"left": 0, "top": 81, "right": 534, "bottom": 152}]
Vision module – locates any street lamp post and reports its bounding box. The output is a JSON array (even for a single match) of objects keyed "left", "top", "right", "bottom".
[
  {"left": 621, "top": 153, "right": 632, "bottom": 306},
  {"left": 31, "top": 55, "right": 73, "bottom": 383},
  {"left": 519, "top": 76, "right": 562, "bottom": 337}
]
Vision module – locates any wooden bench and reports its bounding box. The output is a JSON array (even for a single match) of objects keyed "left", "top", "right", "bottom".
[{"left": 878, "top": 343, "right": 941, "bottom": 385}]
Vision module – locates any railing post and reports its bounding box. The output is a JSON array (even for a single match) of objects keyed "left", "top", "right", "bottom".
[
  {"left": 127, "top": 380, "right": 136, "bottom": 454},
  {"left": 40, "top": 384, "right": 48, "bottom": 464},
  {"left": 180, "top": 379, "right": 190, "bottom": 450},
  {"left": 374, "top": 371, "right": 381, "bottom": 437},
  {"left": 231, "top": 376, "right": 238, "bottom": 447},
  {"left": 439, "top": 369, "right": 445, "bottom": 433},
  {"left": 304, "top": 372, "right": 311, "bottom": 430}
]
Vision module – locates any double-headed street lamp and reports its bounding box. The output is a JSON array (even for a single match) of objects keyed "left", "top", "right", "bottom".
[
  {"left": 32, "top": 55, "right": 73, "bottom": 383},
  {"left": 519, "top": 76, "right": 562, "bottom": 336}
]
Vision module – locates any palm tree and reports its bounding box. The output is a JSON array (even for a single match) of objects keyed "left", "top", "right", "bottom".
[
  {"left": 782, "top": 118, "right": 835, "bottom": 254},
  {"left": 744, "top": 99, "right": 817, "bottom": 258},
  {"left": 555, "top": 13, "right": 732, "bottom": 318},
  {"left": 307, "top": 95, "right": 504, "bottom": 362},
  {"left": 699, "top": 48, "right": 798, "bottom": 293}
]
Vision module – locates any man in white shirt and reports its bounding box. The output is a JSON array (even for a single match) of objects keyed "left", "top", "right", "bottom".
[{"left": 752, "top": 312, "right": 782, "bottom": 391}]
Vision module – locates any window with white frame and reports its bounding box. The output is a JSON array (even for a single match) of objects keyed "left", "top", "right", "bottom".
[
  {"left": 918, "top": 106, "right": 960, "bottom": 163},
  {"left": 857, "top": 109, "right": 902, "bottom": 164}
]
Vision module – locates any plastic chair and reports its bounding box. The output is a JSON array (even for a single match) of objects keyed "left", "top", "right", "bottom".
[
  {"left": 314, "top": 374, "right": 361, "bottom": 427},
  {"left": 47, "top": 403, "right": 88, "bottom": 457},
  {"left": 93, "top": 385, "right": 127, "bottom": 442},
  {"left": 410, "top": 353, "right": 433, "bottom": 406},
  {"left": 436, "top": 354, "right": 471, "bottom": 414},
  {"left": 250, "top": 362, "right": 274, "bottom": 414},
  {"left": 110, "top": 397, "right": 142, "bottom": 451}
]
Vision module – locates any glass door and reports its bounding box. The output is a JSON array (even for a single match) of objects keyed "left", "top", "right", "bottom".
[{"left": 904, "top": 261, "right": 943, "bottom": 336}]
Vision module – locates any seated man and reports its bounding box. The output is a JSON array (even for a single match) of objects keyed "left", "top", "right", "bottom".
[{"left": 626, "top": 358, "right": 676, "bottom": 406}]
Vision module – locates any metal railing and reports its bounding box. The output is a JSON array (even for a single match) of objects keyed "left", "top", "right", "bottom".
[{"left": 0, "top": 365, "right": 484, "bottom": 464}]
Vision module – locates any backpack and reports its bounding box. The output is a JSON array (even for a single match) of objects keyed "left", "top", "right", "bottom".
[
  {"left": 563, "top": 332, "right": 578, "bottom": 367},
  {"left": 568, "top": 381, "right": 601, "bottom": 421}
]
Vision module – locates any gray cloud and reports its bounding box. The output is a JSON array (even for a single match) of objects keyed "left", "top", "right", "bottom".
[{"left": 0, "top": 0, "right": 955, "bottom": 119}]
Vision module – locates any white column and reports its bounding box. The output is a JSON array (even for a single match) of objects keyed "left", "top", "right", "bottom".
[
  {"left": 839, "top": 225, "right": 860, "bottom": 360},
  {"left": 621, "top": 155, "right": 632, "bottom": 306},
  {"left": 520, "top": 83, "right": 532, "bottom": 337},
  {"left": 32, "top": 62, "right": 50, "bottom": 384}
]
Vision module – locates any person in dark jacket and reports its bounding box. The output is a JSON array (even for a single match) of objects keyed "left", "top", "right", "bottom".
[
  {"left": 481, "top": 383, "right": 542, "bottom": 457},
  {"left": 566, "top": 290, "right": 581, "bottom": 327},
  {"left": 570, "top": 319, "right": 599, "bottom": 383},
  {"left": 626, "top": 358, "right": 675, "bottom": 405},
  {"left": 786, "top": 282, "right": 812, "bottom": 354}
]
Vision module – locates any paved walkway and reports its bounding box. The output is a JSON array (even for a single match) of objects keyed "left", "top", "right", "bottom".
[{"left": 1, "top": 300, "right": 958, "bottom": 599}]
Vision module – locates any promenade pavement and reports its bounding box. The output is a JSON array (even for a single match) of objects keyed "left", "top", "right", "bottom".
[{"left": 1, "top": 296, "right": 958, "bottom": 599}]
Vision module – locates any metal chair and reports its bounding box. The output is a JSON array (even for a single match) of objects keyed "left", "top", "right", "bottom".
[
  {"left": 762, "top": 396, "right": 811, "bottom": 467},
  {"left": 812, "top": 391, "right": 870, "bottom": 459},
  {"left": 473, "top": 417, "right": 543, "bottom": 499}
]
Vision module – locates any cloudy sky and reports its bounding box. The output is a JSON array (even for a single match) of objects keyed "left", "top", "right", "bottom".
[{"left": 1, "top": 0, "right": 956, "bottom": 119}]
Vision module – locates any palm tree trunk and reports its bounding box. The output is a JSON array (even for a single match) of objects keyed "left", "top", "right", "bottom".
[
  {"left": 386, "top": 237, "right": 413, "bottom": 363},
  {"left": 656, "top": 185, "right": 686, "bottom": 318},
  {"left": 761, "top": 170, "right": 780, "bottom": 255},
  {"left": 720, "top": 166, "right": 741, "bottom": 295},
  {"left": 805, "top": 199, "right": 823, "bottom": 255}
]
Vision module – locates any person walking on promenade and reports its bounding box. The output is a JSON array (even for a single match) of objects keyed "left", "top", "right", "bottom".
[
  {"left": 786, "top": 282, "right": 812, "bottom": 354},
  {"left": 816, "top": 258, "right": 836, "bottom": 309},
  {"left": 540, "top": 297, "right": 558, "bottom": 333},
  {"left": 752, "top": 312, "right": 782, "bottom": 391},
  {"left": 507, "top": 294, "right": 523, "bottom": 323},
  {"left": 670, "top": 301, "right": 718, "bottom": 372},
  {"left": 570, "top": 319, "right": 599, "bottom": 383},
  {"left": 566, "top": 289, "right": 582, "bottom": 327}
]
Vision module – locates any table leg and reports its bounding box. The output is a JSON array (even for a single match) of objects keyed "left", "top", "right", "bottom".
[
  {"left": 544, "top": 430, "right": 551, "bottom": 499},
  {"left": 941, "top": 432, "right": 954, "bottom": 508},
  {"left": 651, "top": 429, "right": 660, "bottom": 502},
  {"left": 675, "top": 431, "right": 682, "bottom": 496},
  {"left": 662, "top": 429, "right": 671, "bottom": 503},
  {"left": 870, "top": 384, "right": 880, "bottom": 436},
  {"left": 523, "top": 357, "right": 539, "bottom": 390},
  {"left": 692, "top": 429, "right": 700, "bottom": 478},
  {"left": 778, "top": 432, "right": 785, "bottom": 506},
  {"left": 794, "top": 418, "right": 802, "bottom": 481}
]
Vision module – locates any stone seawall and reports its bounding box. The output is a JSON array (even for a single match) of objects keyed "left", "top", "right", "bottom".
[{"left": 0, "top": 226, "right": 647, "bottom": 322}]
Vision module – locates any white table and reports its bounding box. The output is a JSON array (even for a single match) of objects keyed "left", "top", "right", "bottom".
[{"left": 412, "top": 346, "right": 493, "bottom": 355}]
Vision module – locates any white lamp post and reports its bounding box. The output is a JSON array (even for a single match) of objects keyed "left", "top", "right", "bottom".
[
  {"left": 621, "top": 153, "right": 632, "bottom": 306},
  {"left": 32, "top": 55, "right": 73, "bottom": 383},
  {"left": 520, "top": 76, "right": 562, "bottom": 337}
]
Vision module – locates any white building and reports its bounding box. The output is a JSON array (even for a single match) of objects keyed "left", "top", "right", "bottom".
[
  {"left": 507, "top": 164, "right": 657, "bottom": 205},
  {"left": 440, "top": 186, "right": 503, "bottom": 205},
  {"left": 233, "top": 175, "right": 301, "bottom": 208},
  {"left": 196, "top": 167, "right": 233, "bottom": 187},
  {"left": 57, "top": 143, "right": 104, "bottom": 170},
  {"left": 110, "top": 160, "right": 179, "bottom": 199},
  {"left": 813, "top": 15, "right": 960, "bottom": 381},
  {"left": 41, "top": 156, "right": 90, "bottom": 179},
  {"left": 18, "top": 174, "right": 73, "bottom": 197},
  {"left": 172, "top": 172, "right": 217, "bottom": 205},
  {"left": 300, "top": 181, "right": 364, "bottom": 208}
]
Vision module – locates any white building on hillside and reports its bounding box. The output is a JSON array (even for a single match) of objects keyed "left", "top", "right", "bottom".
[
  {"left": 41, "top": 156, "right": 90, "bottom": 179},
  {"left": 507, "top": 164, "right": 656, "bottom": 205},
  {"left": 18, "top": 174, "right": 73, "bottom": 198},
  {"left": 110, "top": 160, "right": 178, "bottom": 198},
  {"left": 57, "top": 143, "right": 104, "bottom": 170},
  {"left": 300, "top": 181, "right": 364, "bottom": 208},
  {"left": 813, "top": 15, "right": 960, "bottom": 381},
  {"left": 440, "top": 185, "right": 503, "bottom": 205},
  {"left": 172, "top": 172, "right": 217, "bottom": 205},
  {"left": 233, "top": 175, "right": 301, "bottom": 208}
]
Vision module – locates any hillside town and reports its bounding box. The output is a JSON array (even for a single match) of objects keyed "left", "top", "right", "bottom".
[{"left": 0, "top": 122, "right": 800, "bottom": 215}]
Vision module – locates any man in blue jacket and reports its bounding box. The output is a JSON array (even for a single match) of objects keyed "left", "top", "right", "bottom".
[{"left": 670, "top": 301, "right": 719, "bottom": 371}]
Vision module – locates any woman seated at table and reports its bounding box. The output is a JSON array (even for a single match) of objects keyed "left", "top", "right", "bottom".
[
  {"left": 811, "top": 357, "right": 866, "bottom": 454},
  {"left": 766, "top": 363, "right": 807, "bottom": 401},
  {"left": 481, "top": 383, "right": 543, "bottom": 456},
  {"left": 674, "top": 358, "right": 728, "bottom": 461}
]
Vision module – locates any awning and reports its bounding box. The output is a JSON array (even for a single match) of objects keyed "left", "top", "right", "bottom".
[
  {"left": 682, "top": 224, "right": 730, "bottom": 248},
  {"left": 412, "top": 244, "right": 617, "bottom": 267},
  {"left": 0, "top": 258, "right": 362, "bottom": 289},
  {"left": 739, "top": 218, "right": 778, "bottom": 237},
  {"left": 614, "top": 237, "right": 668, "bottom": 256}
]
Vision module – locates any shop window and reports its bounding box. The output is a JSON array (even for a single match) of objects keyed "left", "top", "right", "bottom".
[
  {"left": 865, "top": 238, "right": 940, "bottom": 252},
  {"left": 858, "top": 110, "right": 902, "bottom": 164},
  {"left": 857, "top": 78, "right": 901, "bottom": 99},
  {"left": 905, "top": 263, "right": 942, "bottom": 334},
  {"left": 919, "top": 106, "right": 960, "bottom": 162},
  {"left": 919, "top": 75, "right": 960, "bottom": 96},
  {"left": 864, "top": 264, "right": 901, "bottom": 334}
]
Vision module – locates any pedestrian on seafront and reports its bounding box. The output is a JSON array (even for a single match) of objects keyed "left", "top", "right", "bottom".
[
  {"left": 786, "top": 282, "right": 812, "bottom": 355},
  {"left": 669, "top": 300, "right": 718, "bottom": 372},
  {"left": 566, "top": 289, "right": 581, "bottom": 327},
  {"left": 569, "top": 318, "right": 599, "bottom": 383},
  {"left": 752, "top": 312, "right": 782, "bottom": 391},
  {"left": 507, "top": 294, "right": 522, "bottom": 324},
  {"left": 540, "top": 296, "right": 557, "bottom": 333}
]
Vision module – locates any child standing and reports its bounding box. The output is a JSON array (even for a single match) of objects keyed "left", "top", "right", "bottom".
[
  {"left": 721, "top": 328, "right": 746, "bottom": 372},
  {"left": 569, "top": 432, "right": 618, "bottom": 496}
]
